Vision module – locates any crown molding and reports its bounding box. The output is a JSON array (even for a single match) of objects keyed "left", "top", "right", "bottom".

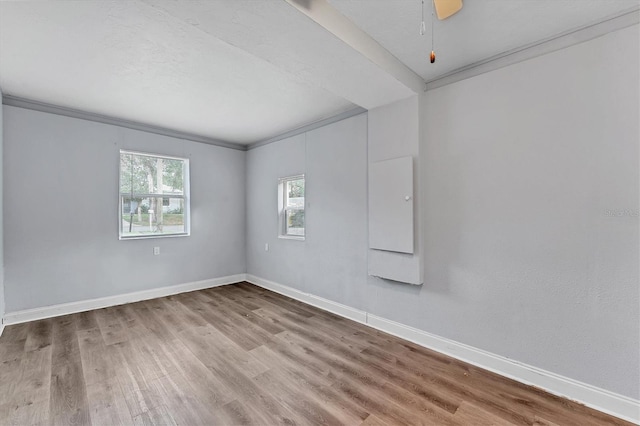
[
  {"left": 4, "top": 8, "right": 635, "bottom": 143},
  {"left": 2, "top": 95, "right": 367, "bottom": 152},
  {"left": 1, "top": 95, "right": 248, "bottom": 151},
  {"left": 425, "top": 7, "right": 640, "bottom": 91},
  {"left": 247, "top": 106, "right": 367, "bottom": 150}
]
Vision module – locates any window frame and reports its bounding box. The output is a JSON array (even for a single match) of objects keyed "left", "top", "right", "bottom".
[
  {"left": 118, "top": 150, "right": 191, "bottom": 240},
  {"left": 278, "top": 174, "right": 305, "bottom": 240}
]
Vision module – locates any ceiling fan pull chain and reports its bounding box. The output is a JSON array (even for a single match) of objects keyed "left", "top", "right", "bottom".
[
  {"left": 420, "top": 0, "right": 426, "bottom": 35},
  {"left": 430, "top": 0, "right": 436, "bottom": 63}
]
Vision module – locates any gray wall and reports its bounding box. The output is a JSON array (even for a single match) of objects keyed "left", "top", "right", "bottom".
[
  {"left": 3, "top": 106, "right": 246, "bottom": 312},
  {"left": 246, "top": 25, "right": 639, "bottom": 399},
  {"left": 0, "top": 88, "right": 4, "bottom": 322},
  {"left": 246, "top": 114, "right": 369, "bottom": 309},
  {"left": 247, "top": 133, "right": 307, "bottom": 288},
  {"left": 411, "top": 24, "right": 638, "bottom": 399},
  {"left": 1, "top": 21, "right": 636, "bottom": 401}
]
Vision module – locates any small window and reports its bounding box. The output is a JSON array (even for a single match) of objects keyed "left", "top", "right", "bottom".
[
  {"left": 279, "top": 175, "right": 305, "bottom": 239},
  {"left": 119, "top": 150, "right": 190, "bottom": 239}
]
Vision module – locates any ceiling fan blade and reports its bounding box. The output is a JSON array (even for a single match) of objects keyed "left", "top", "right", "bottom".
[{"left": 433, "top": 0, "right": 463, "bottom": 20}]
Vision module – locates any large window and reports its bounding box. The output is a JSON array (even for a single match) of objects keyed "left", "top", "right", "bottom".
[
  {"left": 278, "top": 175, "right": 305, "bottom": 239},
  {"left": 119, "top": 150, "right": 190, "bottom": 239}
]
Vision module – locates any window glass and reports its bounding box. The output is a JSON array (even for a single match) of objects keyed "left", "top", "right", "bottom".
[
  {"left": 119, "top": 151, "right": 189, "bottom": 239},
  {"left": 279, "top": 175, "right": 305, "bottom": 239}
]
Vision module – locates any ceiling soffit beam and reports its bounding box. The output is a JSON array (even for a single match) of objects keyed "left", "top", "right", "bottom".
[{"left": 285, "top": 0, "right": 426, "bottom": 94}]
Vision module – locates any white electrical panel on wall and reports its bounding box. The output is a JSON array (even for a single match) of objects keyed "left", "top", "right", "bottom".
[{"left": 368, "top": 156, "right": 414, "bottom": 254}]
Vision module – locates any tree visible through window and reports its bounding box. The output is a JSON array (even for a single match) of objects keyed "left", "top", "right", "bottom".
[
  {"left": 279, "top": 175, "right": 305, "bottom": 238},
  {"left": 119, "top": 151, "right": 190, "bottom": 239}
]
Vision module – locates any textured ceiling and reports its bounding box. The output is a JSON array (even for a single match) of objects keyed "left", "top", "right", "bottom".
[
  {"left": 141, "top": 0, "right": 415, "bottom": 109},
  {"left": 329, "top": 0, "right": 639, "bottom": 82},
  {"left": 0, "top": 0, "right": 410, "bottom": 144},
  {"left": 0, "top": 0, "right": 637, "bottom": 144}
]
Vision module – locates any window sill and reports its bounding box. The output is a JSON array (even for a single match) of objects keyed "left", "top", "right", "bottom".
[
  {"left": 278, "top": 235, "right": 305, "bottom": 241},
  {"left": 120, "top": 232, "right": 190, "bottom": 241}
]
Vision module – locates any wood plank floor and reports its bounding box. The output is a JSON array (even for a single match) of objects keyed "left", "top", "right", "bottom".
[{"left": 0, "top": 282, "right": 633, "bottom": 425}]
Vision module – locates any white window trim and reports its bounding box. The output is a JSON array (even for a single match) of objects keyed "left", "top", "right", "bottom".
[
  {"left": 278, "top": 174, "right": 305, "bottom": 241},
  {"left": 119, "top": 150, "right": 191, "bottom": 240}
]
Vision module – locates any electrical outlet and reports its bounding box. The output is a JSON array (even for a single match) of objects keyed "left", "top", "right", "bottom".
[
  {"left": 265, "top": 243, "right": 269, "bottom": 251},
  {"left": 153, "top": 247, "right": 160, "bottom": 255}
]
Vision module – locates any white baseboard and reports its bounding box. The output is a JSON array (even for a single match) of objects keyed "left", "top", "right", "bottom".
[
  {"left": 245, "top": 274, "right": 640, "bottom": 425},
  {"left": 247, "top": 275, "right": 368, "bottom": 324},
  {"left": 2, "top": 273, "right": 247, "bottom": 326},
  {"left": 0, "top": 323, "right": 4, "bottom": 339}
]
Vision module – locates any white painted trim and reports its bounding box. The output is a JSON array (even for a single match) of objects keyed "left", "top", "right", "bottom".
[
  {"left": 2, "top": 95, "right": 246, "bottom": 151},
  {"left": 246, "top": 274, "right": 367, "bottom": 324},
  {"left": 248, "top": 107, "right": 367, "bottom": 150},
  {"left": 3, "top": 95, "right": 368, "bottom": 152},
  {"left": 0, "top": 324, "right": 4, "bottom": 339},
  {"left": 2, "top": 274, "right": 247, "bottom": 326},
  {"left": 245, "top": 274, "right": 640, "bottom": 425},
  {"left": 426, "top": 8, "right": 640, "bottom": 91},
  {"left": 365, "top": 315, "right": 640, "bottom": 425}
]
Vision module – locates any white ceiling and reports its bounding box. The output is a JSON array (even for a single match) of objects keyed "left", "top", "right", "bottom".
[
  {"left": 0, "top": 0, "right": 637, "bottom": 145},
  {"left": 329, "top": 0, "right": 639, "bottom": 82},
  {"left": 0, "top": 1, "right": 366, "bottom": 144}
]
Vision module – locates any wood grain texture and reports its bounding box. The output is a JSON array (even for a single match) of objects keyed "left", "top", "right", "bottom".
[{"left": 0, "top": 282, "right": 633, "bottom": 425}]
